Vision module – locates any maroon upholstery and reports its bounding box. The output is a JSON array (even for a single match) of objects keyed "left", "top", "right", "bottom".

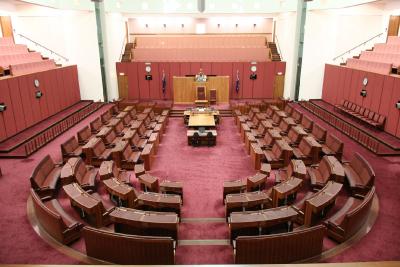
[
  {"left": 321, "top": 134, "right": 344, "bottom": 161},
  {"left": 99, "top": 160, "right": 131, "bottom": 184},
  {"left": 30, "top": 155, "right": 61, "bottom": 199},
  {"left": 31, "top": 189, "right": 83, "bottom": 244},
  {"left": 336, "top": 100, "right": 386, "bottom": 129},
  {"left": 83, "top": 226, "right": 175, "bottom": 264},
  {"left": 234, "top": 225, "right": 326, "bottom": 264},
  {"left": 263, "top": 140, "right": 293, "bottom": 169},
  {"left": 309, "top": 123, "right": 327, "bottom": 144},
  {"left": 90, "top": 117, "right": 103, "bottom": 134},
  {"left": 300, "top": 115, "right": 313, "bottom": 133},
  {"left": 73, "top": 158, "right": 97, "bottom": 190},
  {"left": 101, "top": 110, "right": 112, "bottom": 125},
  {"left": 290, "top": 109, "right": 303, "bottom": 124},
  {"left": 292, "top": 137, "right": 320, "bottom": 165},
  {"left": 308, "top": 156, "right": 333, "bottom": 188},
  {"left": 89, "top": 139, "right": 112, "bottom": 167},
  {"left": 121, "top": 142, "right": 141, "bottom": 169},
  {"left": 77, "top": 126, "right": 95, "bottom": 145},
  {"left": 325, "top": 186, "right": 375, "bottom": 242},
  {"left": 61, "top": 136, "right": 83, "bottom": 163},
  {"left": 104, "top": 129, "right": 122, "bottom": 147},
  {"left": 344, "top": 152, "right": 375, "bottom": 196}
]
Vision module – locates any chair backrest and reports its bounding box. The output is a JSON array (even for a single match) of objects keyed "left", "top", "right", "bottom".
[
  {"left": 93, "top": 139, "right": 106, "bottom": 157},
  {"left": 61, "top": 136, "right": 79, "bottom": 155},
  {"left": 101, "top": 111, "right": 112, "bottom": 124},
  {"left": 311, "top": 123, "right": 327, "bottom": 143},
  {"left": 326, "top": 134, "right": 344, "bottom": 155},
  {"left": 30, "top": 155, "right": 55, "bottom": 187},
  {"left": 82, "top": 226, "right": 175, "bottom": 264},
  {"left": 105, "top": 130, "right": 117, "bottom": 145},
  {"left": 284, "top": 104, "right": 293, "bottom": 115},
  {"left": 291, "top": 109, "right": 303, "bottom": 122},
  {"left": 301, "top": 115, "right": 313, "bottom": 131},
  {"left": 122, "top": 142, "right": 133, "bottom": 160},
  {"left": 30, "top": 189, "right": 65, "bottom": 242},
  {"left": 77, "top": 126, "right": 92, "bottom": 144},
  {"left": 73, "top": 158, "right": 87, "bottom": 182},
  {"left": 350, "top": 153, "right": 375, "bottom": 187},
  {"left": 196, "top": 86, "right": 206, "bottom": 100},
  {"left": 234, "top": 225, "right": 326, "bottom": 264},
  {"left": 298, "top": 138, "right": 312, "bottom": 156},
  {"left": 114, "top": 120, "right": 125, "bottom": 135},
  {"left": 210, "top": 89, "right": 217, "bottom": 101},
  {"left": 90, "top": 117, "right": 103, "bottom": 133},
  {"left": 318, "top": 156, "right": 332, "bottom": 182}
]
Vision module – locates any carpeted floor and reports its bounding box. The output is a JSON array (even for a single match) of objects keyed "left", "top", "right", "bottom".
[{"left": 0, "top": 104, "right": 399, "bottom": 264}]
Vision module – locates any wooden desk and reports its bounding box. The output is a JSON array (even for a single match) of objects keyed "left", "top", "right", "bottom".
[
  {"left": 223, "top": 180, "right": 246, "bottom": 201},
  {"left": 110, "top": 207, "right": 179, "bottom": 240},
  {"left": 82, "top": 137, "right": 100, "bottom": 165},
  {"left": 148, "top": 132, "right": 160, "bottom": 154},
  {"left": 160, "top": 180, "right": 184, "bottom": 199},
  {"left": 325, "top": 156, "right": 345, "bottom": 183},
  {"left": 140, "top": 143, "right": 154, "bottom": 171},
  {"left": 246, "top": 172, "right": 268, "bottom": 192},
  {"left": 138, "top": 173, "right": 159, "bottom": 192},
  {"left": 103, "top": 178, "right": 137, "bottom": 208},
  {"left": 63, "top": 183, "right": 107, "bottom": 228},
  {"left": 304, "top": 181, "right": 343, "bottom": 226},
  {"left": 188, "top": 114, "right": 215, "bottom": 127},
  {"left": 173, "top": 76, "right": 229, "bottom": 104},
  {"left": 250, "top": 142, "right": 263, "bottom": 170},
  {"left": 271, "top": 177, "right": 303, "bottom": 207},
  {"left": 136, "top": 192, "right": 182, "bottom": 216},
  {"left": 228, "top": 206, "right": 298, "bottom": 241},
  {"left": 225, "top": 191, "right": 270, "bottom": 218},
  {"left": 60, "top": 157, "right": 78, "bottom": 185}
]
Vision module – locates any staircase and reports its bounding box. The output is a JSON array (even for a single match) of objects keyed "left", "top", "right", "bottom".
[
  {"left": 121, "top": 43, "right": 134, "bottom": 62},
  {"left": 268, "top": 42, "right": 281, "bottom": 61}
]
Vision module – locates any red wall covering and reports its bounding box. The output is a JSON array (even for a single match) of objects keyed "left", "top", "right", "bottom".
[
  {"left": 0, "top": 65, "right": 81, "bottom": 142},
  {"left": 116, "top": 61, "right": 286, "bottom": 101},
  {"left": 321, "top": 64, "right": 400, "bottom": 137}
]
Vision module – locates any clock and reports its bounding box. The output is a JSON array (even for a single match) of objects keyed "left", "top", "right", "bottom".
[
  {"left": 34, "top": 79, "right": 40, "bottom": 88},
  {"left": 250, "top": 65, "right": 257, "bottom": 72},
  {"left": 362, "top": 77, "right": 368, "bottom": 86},
  {"left": 145, "top": 65, "right": 151, "bottom": 73}
]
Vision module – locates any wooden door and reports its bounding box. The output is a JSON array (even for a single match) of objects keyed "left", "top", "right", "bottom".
[
  {"left": 117, "top": 74, "right": 129, "bottom": 100},
  {"left": 387, "top": 15, "right": 400, "bottom": 37},
  {"left": 0, "top": 16, "right": 14, "bottom": 40},
  {"left": 273, "top": 75, "right": 285, "bottom": 99}
]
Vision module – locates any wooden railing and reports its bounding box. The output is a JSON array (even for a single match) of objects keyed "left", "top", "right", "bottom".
[
  {"left": 299, "top": 101, "right": 385, "bottom": 155},
  {"left": 24, "top": 102, "right": 103, "bottom": 156}
]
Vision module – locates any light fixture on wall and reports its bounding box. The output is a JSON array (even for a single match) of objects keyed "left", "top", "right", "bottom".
[
  {"left": 119, "top": 72, "right": 125, "bottom": 76},
  {"left": 0, "top": 103, "right": 7, "bottom": 112},
  {"left": 35, "top": 91, "right": 43, "bottom": 99},
  {"left": 360, "top": 89, "right": 367, "bottom": 97},
  {"left": 396, "top": 101, "right": 400, "bottom": 109}
]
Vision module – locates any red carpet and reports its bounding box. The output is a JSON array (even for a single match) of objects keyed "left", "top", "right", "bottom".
[{"left": 0, "top": 104, "right": 399, "bottom": 263}]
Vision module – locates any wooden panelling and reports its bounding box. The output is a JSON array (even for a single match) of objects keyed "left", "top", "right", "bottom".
[
  {"left": 0, "top": 16, "right": 14, "bottom": 39},
  {"left": 387, "top": 15, "right": 400, "bottom": 37},
  {"left": 322, "top": 64, "right": 400, "bottom": 137},
  {"left": 116, "top": 61, "right": 283, "bottom": 102},
  {"left": 173, "top": 76, "right": 229, "bottom": 103},
  {"left": 0, "top": 65, "right": 81, "bottom": 142}
]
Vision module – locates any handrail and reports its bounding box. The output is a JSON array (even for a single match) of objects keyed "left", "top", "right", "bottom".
[
  {"left": 119, "top": 34, "right": 127, "bottom": 62},
  {"left": 332, "top": 32, "right": 384, "bottom": 62},
  {"left": 275, "top": 34, "right": 283, "bottom": 61},
  {"left": 13, "top": 30, "right": 69, "bottom": 62}
]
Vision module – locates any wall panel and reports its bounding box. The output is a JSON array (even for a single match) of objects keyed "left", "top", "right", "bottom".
[
  {"left": 127, "top": 62, "right": 139, "bottom": 100},
  {"left": 0, "top": 79, "right": 17, "bottom": 139},
  {"left": 43, "top": 70, "right": 56, "bottom": 116},
  {"left": 264, "top": 62, "right": 275, "bottom": 99},
  {"left": 180, "top": 63, "right": 190, "bottom": 76},
  {"left": 36, "top": 72, "right": 50, "bottom": 119},
  {"left": 211, "top": 62, "right": 222, "bottom": 75},
  {"left": 190, "top": 62, "right": 201, "bottom": 75},
  {"left": 379, "top": 76, "right": 395, "bottom": 118},
  {"left": 149, "top": 62, "right": 160, "bottom": 100},
  {"left": 158, "top": 62, "right": 171, "bottom": 100},
  {"left": 18, "top": 76, "right": 35, "bottom": 127},
  {"left": 343, "top": 68, "right": 353, "bottom": 101},
  {"left": 48, "top": 69, "right": 62, "bottom": 112},
  {"left": 201, "top": 62, "right": 212, "bottom": 75},
  {"left": 137, "top": 62, "right": 150, "bottom": 99},
  {"left": 252, "top": 62, "right": 265, "bottom": 99},
  {"left": 7, "top": 78, "right": 26, "bottom": 132},
  {"left": 386, "top": 77, "right": 400, "bottom": 136},
  {"left": 56, "top": 68, "right": 67, "bottom": 110},
  {"left": 26, "top": 74, "right": 43, "bottom": 123},
  {"left": 242, "top": 62, "right": 253, "bottom": 99}
]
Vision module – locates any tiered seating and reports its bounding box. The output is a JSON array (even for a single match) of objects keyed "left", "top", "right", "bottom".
[
  {"left": 31, "top": 189, "right": 83, "bottom": 244},
  {"left": 0, "top": 37, "right": 57, "bottom": 76},
  {"left": 373, "top": 42, "right": 400, "bottom": 54},
  {"left": 346, "top": 58, "right": 391, "bottom": 75},
  {"left": 335, "top": 100, "right": 386, "bottom": 129},
  {"left": 325, "top": 186, "right": 375, "bottom": 242},
  {"left": 360, "top": 51, "right": 400, "bottom": 68},
  {"left": 133, "top": 35, "right": 269, "bottom": 62},
  {"left": 30, "top": 155, "right": 61, "bottom": 199}
]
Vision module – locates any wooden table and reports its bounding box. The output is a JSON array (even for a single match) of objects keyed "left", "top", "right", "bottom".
[
  {"left": 228, "top": 206, "right": 298, "bottom": 241},
  {"left": 138, "top": 173, "right": 159, "bottom": 192},
  {"left": 103, "top": 178, "right": 137, "bottom": 208},
  {"left": 63, "top": 183, "right": 106, "bottom": 227},
  {"left": 246, "top": 172, "right": 268, "bottom": 192},
  {"left": 223, "top": 180, "right": 246, "bottom": 201},
  {"left": 110, "top": 207, "right": 179, "bottom": 240},
  {"left": 271, "top": 177, "right": 303, "bottom": 207},
  {"left": 225, "top": 191, "right": 270, "bottom": 218},
  {"left": 188, "top": 114, "right": 216, "bottom": 127},
  {"left": 136, "top": 192, "right": 182, "bottom": 216},
  {"left": 160, "top": 180, "right": 184, "bottom": 200},
  {"left": 304, "top": 181, "right": 343, "bottom": 226}
]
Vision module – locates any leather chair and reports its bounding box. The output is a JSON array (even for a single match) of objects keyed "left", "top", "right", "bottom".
[
  {"left": 77, "top": 126, "right": 95, "bottom": 145},
  {"left": 275, "top": 159, "right": 306, "bottom": 184},
  {"left": 61, "top": 136, "right": 83, "bottom": 163},
  {"left": 192, "top": 132, "right": 200, "bottom": 147},
  {"left": 31, "top": 189, "right": 83, "bottom": 244},
  {"left": 130, "top": 131, "right": 147, "bottom": 150},
  {"left": 90, "top": 117, "right": 103, "bottom": 134},
  {"left": 321, "top": 133, "right": 344, "bottom": 161},
  {"left": 292, "top": 136, "right": 321, "bottom": 165},
  {"left": 101, "top": 110, "right": 113, "bottom": 125},
  {"left": 99, "top": 160, "right": 131, "bottom": 184},
  {"left": 344, "top": 152, "right": 375, "bottom": 196},
  {"left": 68, "top": 157, "right": 97, "bottom": 191},
  {"left": 290, "top": 109, "right": 303, "bottom": 124},
  {"left": 257, "top": 129, "right": 281, "bottom": 150},
  {"left": 207, "top": 131, "right": 216, "bottom": 146},
  {"left": 113, "top": 141, "right": 141, "bottom": 170},
  {"left": 263, "top": 140, "right": 293, "bottom": 169},
  {"left": 104, "top": 129, "right": 123, "bottom": 148},
  {"left": 283, "top": 104, "right": 293, "bottom": 116},
  {"left": 300, "top": 114, "right": 313, "bottom": 133},
  {"left": 88, "top": 139, "right": 112, "bottom": 167},
  {"left": 282, "top": 126, "right": 307, "bottom": 147},
  {"left": 308, "top": 156, "right": 333, "bottom": 189},
  {"left": 30, "top": 155, "right": 61, "bottom": 199},
  {"left": 325, "top": 186, "right": 375, "bottom": 242},
  {"left": 309, "top": 123, "right": 327, "bottom": 144}
]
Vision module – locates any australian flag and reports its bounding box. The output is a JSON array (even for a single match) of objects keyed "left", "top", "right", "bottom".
[
  {"left": 235, "top": 70, "right": 240, "bottom": 94},
  {"left": 162, "top": 70, "right": 166, "bottom": 96}
]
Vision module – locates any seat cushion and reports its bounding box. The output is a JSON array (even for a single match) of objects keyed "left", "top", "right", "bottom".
[
  {"left": 45, "top": 199, "right": 80, "bottom": 227},
  {"left": 43, "top": 168, "right": 61, "bottom": 189},
  {"left": 344, "top": 165, "right": 362, "bottom": 187},
  {"left": 81, "top": 169, "right": 97, "bottom": 188}
]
